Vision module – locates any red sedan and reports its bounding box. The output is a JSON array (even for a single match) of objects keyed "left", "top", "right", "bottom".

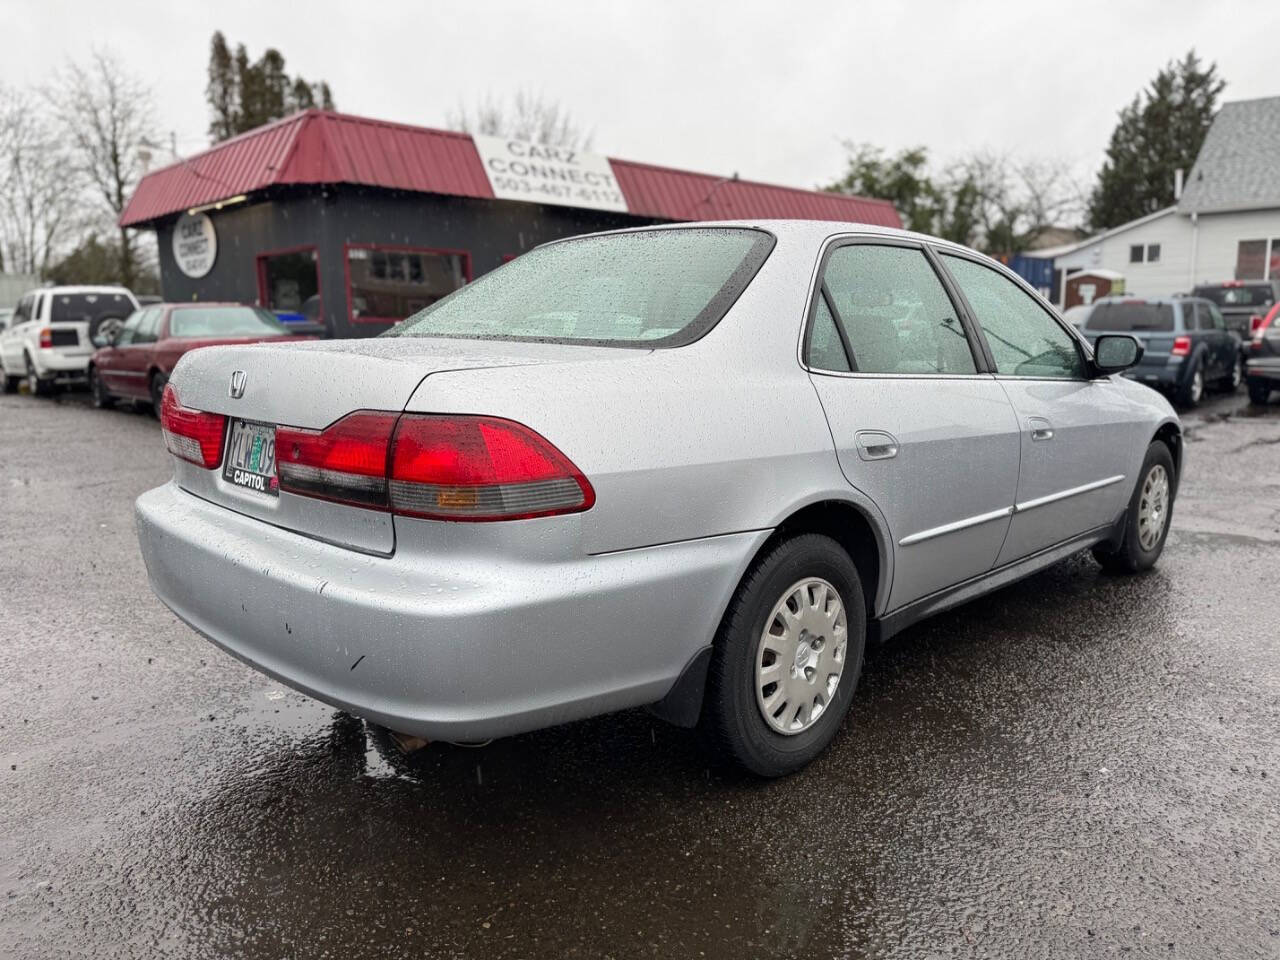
[{"left": 89, "top": 303, "right": 316, "bottom": 411}]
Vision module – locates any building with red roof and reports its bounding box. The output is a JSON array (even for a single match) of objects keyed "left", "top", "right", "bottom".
[{"left": 122, "top": 109, "right": 900, "bottom": 337}]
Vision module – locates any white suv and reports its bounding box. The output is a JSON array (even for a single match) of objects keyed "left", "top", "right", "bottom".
[{"left": 0, "top": 286, "right": 139, "bottom": 395}]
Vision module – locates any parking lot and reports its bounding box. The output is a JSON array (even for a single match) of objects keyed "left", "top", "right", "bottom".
[{"left": 1, "top": 385, "right": 1278, "bottom": 959}]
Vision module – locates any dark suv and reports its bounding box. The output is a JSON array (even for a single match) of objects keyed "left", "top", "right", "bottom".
[
  {"left": 1082, "top": 296, "right": 1243, "bottom": 407},
  {"left": 1191, "top": 280, "right": 1280, "bottom": 340}
]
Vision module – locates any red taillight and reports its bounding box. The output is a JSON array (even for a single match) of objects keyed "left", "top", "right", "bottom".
[
  {"left": 160, "top": 385, "right": 226, "bottom": 468},
  {"left": 1171, "top": 335, "right": 1192, "bottom": 357},
  {"left": 276, "top": 412, "right": 398, "bottom": 509},
  {"left": 38, "top": 328, "right": 52, "bottom": 349},
  {"left": 389, "top": 415, "right": 594, "bottom": 521}
]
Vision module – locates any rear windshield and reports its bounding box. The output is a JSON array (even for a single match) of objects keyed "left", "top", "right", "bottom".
[
  {"left": 169, "top": 306, "right": 290, "bottom": 338},
  {"left": 1086, "top": 301, "right": 1175, "bottom": 332},
  {"left": 50, "top": 292, "right": 134, "bottom": 323},
  {"left": 384, "top": 228, "right": 775, "bottom": 347},
  {"left": 1192, "top": 284, "right": 1276, "bottom": 308}
]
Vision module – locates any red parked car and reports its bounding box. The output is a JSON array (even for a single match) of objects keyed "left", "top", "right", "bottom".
[{"left": 88, "top": 303, "right": 317, "bottom": 412}]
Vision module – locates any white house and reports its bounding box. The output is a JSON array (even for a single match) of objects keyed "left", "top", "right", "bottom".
[{"left": 1037, "top": 95, "right": 1280, "bottom": 307}]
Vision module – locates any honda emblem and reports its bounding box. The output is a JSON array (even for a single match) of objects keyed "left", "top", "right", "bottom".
[{"left": 229, "top": 370, "right": 247, "bottom": 399}]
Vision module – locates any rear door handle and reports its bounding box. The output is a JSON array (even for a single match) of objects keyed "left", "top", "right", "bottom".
[
  {"left": 855, "top": 430, "right": 899, "bottom": 461},
  {"left": 1028, "top": 417, "right": 1054, "bottom": 441}
]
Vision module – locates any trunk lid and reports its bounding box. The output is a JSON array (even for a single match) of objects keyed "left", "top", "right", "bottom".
[{"left": 167, "top": 337, "right": 644, "bottom": 553}]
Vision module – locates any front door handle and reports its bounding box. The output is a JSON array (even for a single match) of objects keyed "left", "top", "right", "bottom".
[
  {"left": 855, "top": 430, "right": 899, "bottom": 461},
  {"left": 1028, "top": 417, "right": 1054, "bottom": 441}
]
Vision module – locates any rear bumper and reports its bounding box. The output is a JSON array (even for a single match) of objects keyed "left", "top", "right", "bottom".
[
  {"left": 33, "top": 349, "right": 90, "bottom": 378},
  {"left": 1246, "top": 358, "right": 1280, "bottom": 381},
  {"left": 135, "top": 481, "right": 765, "bottom": 740}
]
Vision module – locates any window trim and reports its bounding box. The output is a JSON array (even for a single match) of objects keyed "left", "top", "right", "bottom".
[
  {"left": 933, "top": 247, "right": 1093, "bottom": 382},
  {"left": 343, "top": 242, "right": 473, "bottom": 326},
  {"left": 798, "top": 235, "right": 992, "bottom": 379}
]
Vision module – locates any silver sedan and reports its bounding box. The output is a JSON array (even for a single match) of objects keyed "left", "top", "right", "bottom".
[{"left": 136, "top": 221, "right": 1180, "bottom": 777}]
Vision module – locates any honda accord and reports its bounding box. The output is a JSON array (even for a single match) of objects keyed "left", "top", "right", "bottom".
[{"left": 135, "top": 221, "right": 1181, "bottom": 776}]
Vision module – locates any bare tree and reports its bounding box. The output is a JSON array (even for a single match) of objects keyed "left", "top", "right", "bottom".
[
  {"left": 941, "top": 151, "right": 1083, "bottom": 256},
  {"left": 448, "top": 91, "right": 593, "bottom": 150},
  {"left": 0, "top": 85, "right": 77, "bottom": 277},
  {"left": 44, "top": 48, "right": 156, "bottom": 289}
]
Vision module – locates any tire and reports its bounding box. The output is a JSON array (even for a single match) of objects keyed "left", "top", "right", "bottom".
[
  {"left": 1216, "top": 354, "right": 1244, "bottom": 393},
  {"left": 1248, "top": 380, "right": 1272, "bottom": 405},
  {"left": 1175, "top": 358, "right": 1204, "bottom": 408},
  {"left": 148, "top": 371, "right": 167, "bottom": 418},
  {"left": 699, "top": 533, "right": 866, "bottom": 777},
  {"left": 25, "top": 354, "right": 54, "bottom": 397},
  {"left": 2, "top": 369, "right": 19, "bottom": 394},
  {"left": 1092, "top": 441, "right": 1176, "bottom": 574},
  {"left": 88, "top": 365, "right": 114, "bottom": 409}
]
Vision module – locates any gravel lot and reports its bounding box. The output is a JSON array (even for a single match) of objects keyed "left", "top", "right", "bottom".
[{"left": 2, "top": 386, "right": 1278, "bottom": 959}]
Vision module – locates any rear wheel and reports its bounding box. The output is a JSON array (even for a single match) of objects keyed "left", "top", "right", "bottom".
[
  {"left": 1092, "top": 441, "right": 1176, "bottom": 574},
  {"left": 89, "top": 365, "right": 114, "bottom": 409},
  {"left": 1248, "top": 380, "right": 1272, "bottom": 405},
  {"left": 1176, "top": 359, "right": 1204, "bottom": 407},
  {"left": 699, "top": 533, "right": 866, "bottom": 777},
  {"left": 25, "top": 354, "right": 53, "bottom": 397},
  {"left": 2, "top": 366, "right": 19, "bottom": 393},
  {"left": 149, "top": 371, "right": 167, "bottom": 418}
]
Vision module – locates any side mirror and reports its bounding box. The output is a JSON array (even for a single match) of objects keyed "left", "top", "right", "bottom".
[{"left": 1094, "top": 334, "right": 1143, "bottom": 374}]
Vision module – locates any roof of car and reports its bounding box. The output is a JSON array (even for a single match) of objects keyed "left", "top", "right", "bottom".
[{"left": 22, "top": 285, "right": 134, "bottom": 296}]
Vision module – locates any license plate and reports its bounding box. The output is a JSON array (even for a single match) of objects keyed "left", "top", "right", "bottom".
[{"left": 223, "top": 419, "right": 278, "bottom": 496}]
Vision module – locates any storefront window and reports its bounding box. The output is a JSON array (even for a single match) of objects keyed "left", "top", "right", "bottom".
[
  {"left": 346, "top": 245, "right": 469, "bottom": 324},
  {"left": 259, "top": 248, "right": 321, "bottom": 325}
]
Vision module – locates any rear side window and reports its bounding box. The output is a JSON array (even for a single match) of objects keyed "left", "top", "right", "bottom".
[
  {"left": 1085, "top": 301, "right": 1175, "bottom": 332},
  {"left": 942, "top": 254, "right": 1085, "bottom": 379},
  {"left": 387, "top": 228, "right": 774, "bottom": 348},
  {"left": 818, "top": 245, "right": 976, "bottom": 374}
]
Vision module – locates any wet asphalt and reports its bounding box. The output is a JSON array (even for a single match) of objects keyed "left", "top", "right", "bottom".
[{"left": 1, "top": 386, "right": 1278, "bottom": 960}]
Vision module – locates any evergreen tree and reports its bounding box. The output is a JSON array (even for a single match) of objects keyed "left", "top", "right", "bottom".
[
  {"left": 1088, "top": 50, "right": 1224, "bottom": 230},
  {"left": 204, "top": 34, "right": 337, "bottom": 143}
]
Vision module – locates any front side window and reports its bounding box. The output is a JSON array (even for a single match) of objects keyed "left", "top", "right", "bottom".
[
  {"left": 349, "top": 246, "right": 469, "bottom": 325},
  {"left": 131, "top": 307, "right": 162, "bottom": 345},
  {"left": 169, "top": 306, "right": 290, "bottom": 339},
  {"left": 942, "top": 254, "right": 1085, "bottom": 379},
  {"left": 114, "top": 311, "right": 144, "bottom": 347},
  {"left": 388, "top": 228, "right": 774, "bottom": 347},
  {"left": 14, "top": 295, "right": 32, "bottom": 324},
  {"left": 1208, "top": 303, "right": 1226, "bottom": 330},
  {"left": 818, "top": 245, "right": 976, "bottom": 374}
]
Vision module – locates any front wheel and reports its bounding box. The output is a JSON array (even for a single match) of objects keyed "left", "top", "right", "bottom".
[
  {"left": 1217, "top": 354, "right": 1244, "bottom": 392},
  {"left": 1092, "top": 441, "right": 1176, "bottom": 574},
  {"left": 89, "top": 365, "right": 114, "bottom": 409},
  {"left": 699, "top": 533, "right": 866, "bottom": 777},
  {"left": 1248, "top": 379, "right": 1272, "bottom": 405}
]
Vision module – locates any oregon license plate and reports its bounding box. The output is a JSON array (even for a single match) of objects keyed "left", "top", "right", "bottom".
[{"left": 223, "top": 419, "right": 278, "bottom": 496}]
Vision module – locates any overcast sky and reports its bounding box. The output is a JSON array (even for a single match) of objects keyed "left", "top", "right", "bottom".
[{"left": 3, "top": 0, "right": 1277, "bottom": 197}]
